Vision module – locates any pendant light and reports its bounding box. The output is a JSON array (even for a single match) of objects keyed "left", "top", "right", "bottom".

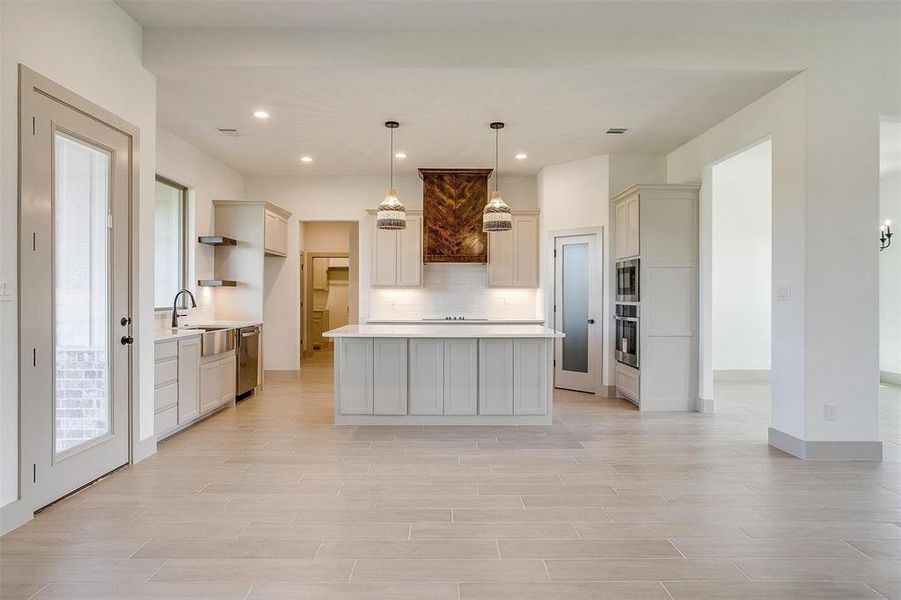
[
  {"left": 483, "top": 121, "right": 512, "bottom": 232},
  {"left": 376, "top": 121, "right": 406, "bottom": 230}
]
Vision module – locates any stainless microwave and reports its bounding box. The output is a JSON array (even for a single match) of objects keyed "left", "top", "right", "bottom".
[{"left": 616, "top": 259, "right": 639, "bottom": 303}]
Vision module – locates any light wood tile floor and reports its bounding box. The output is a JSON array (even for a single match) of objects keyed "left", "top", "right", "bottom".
[{"left": 2, "top": 351, "right": 900, "bottom": 599}]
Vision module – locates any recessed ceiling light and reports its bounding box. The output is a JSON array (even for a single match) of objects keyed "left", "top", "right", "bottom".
[
  {"left": 253, "top": 110, "right": 270, "bottom": 119},
  {"left": 395, "top": 152, "right": 407, "bottom": 159},
  {"left": 514, "top": 153, "right": 528, "bottom": 160},
  {"left": 300, "top": 155, "right": 313, "bottom": 163}
]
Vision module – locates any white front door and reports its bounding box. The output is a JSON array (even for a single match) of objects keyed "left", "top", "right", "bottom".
[
  {"left": 21, "top": 74, "right": 132, "bottom": 508},
  {"left": 554, "top": 234, "right": 600, "bottom": 393}
]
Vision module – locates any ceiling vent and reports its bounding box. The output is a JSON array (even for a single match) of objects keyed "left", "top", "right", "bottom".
[
  {"left": 606, "top": 128, "right": 628, "bottom": 135},
  {"left": 217, "top": 127, "right": 240, "bottom": 137}
]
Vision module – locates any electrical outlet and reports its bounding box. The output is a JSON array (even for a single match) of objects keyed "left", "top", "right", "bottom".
[{"left": 824, "top": 404, "right": 837, "bottom": 421}]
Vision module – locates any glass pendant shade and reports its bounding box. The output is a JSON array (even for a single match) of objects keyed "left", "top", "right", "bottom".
[
  {"left": 377, "top": 187, "right": 406, "bottom": 230},
  {"left": 483, "top": 190, "right": 512, "bottom": 232}
]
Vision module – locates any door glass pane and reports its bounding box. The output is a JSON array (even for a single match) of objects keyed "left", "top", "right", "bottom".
[
  {"left": 562, "top": 242, "right": 589, "bottom": 373},
  {"left": 54, "top": 132, "right": 111, "bottom": 455}
]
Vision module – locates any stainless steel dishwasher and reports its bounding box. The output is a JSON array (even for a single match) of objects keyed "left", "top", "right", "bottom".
[{"left": 236, "top": 325, "right": 260, "bottom": 398}]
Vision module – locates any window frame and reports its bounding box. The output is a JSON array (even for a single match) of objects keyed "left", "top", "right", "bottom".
[{"left": 154, "top": 175, "right": 189, "bottom": 311}]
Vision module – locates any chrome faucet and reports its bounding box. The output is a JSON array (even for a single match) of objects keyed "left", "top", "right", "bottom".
[{"left": 171, "top": 289, "right": 197, "bottom": 329}]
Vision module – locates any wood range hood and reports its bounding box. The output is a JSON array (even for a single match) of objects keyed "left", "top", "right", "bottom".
[{"left": 419, "top": 168, "right": 493, "bottom": 263}]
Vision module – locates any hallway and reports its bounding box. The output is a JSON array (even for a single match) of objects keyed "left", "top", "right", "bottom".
[{"left": 1, "top": 352, "right": 900, "bottom": 599}]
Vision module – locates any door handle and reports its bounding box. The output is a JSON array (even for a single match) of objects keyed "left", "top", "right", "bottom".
[
  {"left": 120, "top": 335, "right": 134, "bottom": 345},
  {"left": 587, "top": 318, "right": 595, "bottom": 324},
  {"left": 120, "top": 316, "right": 131, "bottom": 326}
]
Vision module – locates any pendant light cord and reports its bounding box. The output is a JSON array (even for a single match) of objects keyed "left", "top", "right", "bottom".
[
  {"left": 495, "top": 127, "right": 499, "bottom": 193},
  {"left": 389, "top": 126, "right": 394, "bottom": 189}
]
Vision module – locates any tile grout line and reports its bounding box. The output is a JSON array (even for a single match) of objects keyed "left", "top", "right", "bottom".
[{"left": 658, "top": 580, "right": 676, "bottom": 600}]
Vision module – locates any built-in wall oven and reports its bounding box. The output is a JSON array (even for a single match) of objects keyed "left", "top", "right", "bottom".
[
  {"left": 616, "top": 258, "right": 640, "bottom": 302},
  {"left": 614, "top": 304, "right": 639, "bottom": 368}
]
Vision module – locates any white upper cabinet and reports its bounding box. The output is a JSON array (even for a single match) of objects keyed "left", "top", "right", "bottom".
[
  {"left": 370, "top": 210, "right": 422, "bottom": 287},
  {"left": 614, "top": 192, "right": 640, "bottom": 260},
  {"left": 263, "top": 205, "right": 289, "bottom": 257},
  {"left": 488, "top": 211, "right": 539, "bottom": 288}
]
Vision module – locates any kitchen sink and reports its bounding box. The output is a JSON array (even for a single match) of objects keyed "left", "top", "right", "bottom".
[{"left": 194, "top": 327, "right": 236, "bottom": 356}]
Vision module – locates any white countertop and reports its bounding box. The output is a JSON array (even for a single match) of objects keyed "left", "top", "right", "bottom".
[
  {"left": 182, "top": 320, "right": 263, "bottom": 328},
  {"left": 366, "top": 319, "right": 546, "bottom": 325},
  {"left": 155, "top": 320, "right": 263, "bottom": 342},
  {"left": 324, "top": 324, "right": 564, "bottom": 338},
  {"left": 154, "top": 329, "right": 203, "bottom": 342}
]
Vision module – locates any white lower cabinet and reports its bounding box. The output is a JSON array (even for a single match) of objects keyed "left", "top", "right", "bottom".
[
  {"left": 373, "top": 338, "right": 407, "bottom": 415},
  {"left": 177, "top": 336, "right": 201, "bottom": 424},
  {"left": 219, "top": 353, "right": 236, "bottom": 404},
  {"left": 443, "top": 339, "right": 477, "bottom": 415},
  {"left": 513, "top": 339, "right": 548, "bottom": 415},
  {"left": 200, "top": 359, "right": 220, "bottom": 414},
  {"left": 478, "top": 339, "right": 514, "bottom": 415},
  {"left": 409, "top": 339, "right": 444, "bottom": 415},
  {"left": 333, "top": 336, "right": 550, "bottom": 422},
  {"left": 337, "top": 338, "right": 374, "bottom": 414}
]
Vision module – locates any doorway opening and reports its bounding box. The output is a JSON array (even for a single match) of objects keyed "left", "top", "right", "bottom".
[
  {"left": 879, "top": 118, "right": 901, "bottom": 442},
  {"left": 551, "top": 230, "right": 603, "bottom": 394},
  {"left": 706, "top": 138, "right": 773, "bottom": 418},
  {"left": 299, "top": 221, "right": 359, "bottom": 361}
]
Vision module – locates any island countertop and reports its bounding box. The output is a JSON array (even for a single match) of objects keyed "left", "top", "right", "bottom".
[{"left": 324, "top": 324, "right": 564, "bottom": 339}]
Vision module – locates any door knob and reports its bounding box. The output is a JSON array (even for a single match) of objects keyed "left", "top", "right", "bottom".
[
  {"left": 120, "top": 336, "right": 134, "bottom": 345},
  {"left": 587, "top": 318, "right": 596, "bottom": 324},
  {"left": 120, "top": 316, "right": 131, "bottom": 326}
]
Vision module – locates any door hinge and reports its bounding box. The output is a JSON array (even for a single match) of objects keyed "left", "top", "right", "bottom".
[
  {"left": 553, "top": 249, "right": 557, "bottom": 258},
  {"left": 107, "top": 213, "right": 113, "bottom": 229},
  {"left": 553, "top": 304, "right": 556, "bottom": 313},
  {"left": 553, "top": 359, "right": 556, "bottom": 367}
]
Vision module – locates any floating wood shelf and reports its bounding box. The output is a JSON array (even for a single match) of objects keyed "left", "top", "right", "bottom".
[
  {"left": 198, "top": 236, "right": 237, "bottom": 246},
  {"left": 197, "top": 279, "right": 237, "bottom": 287}
]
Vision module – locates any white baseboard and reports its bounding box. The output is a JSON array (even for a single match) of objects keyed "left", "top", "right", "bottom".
[
  {"left": 0, "top": 498, "right": 32, "bottom": 536},
  {"left": 880, "top": 371, "right": 901, "bottom": 386},
  {"left": 696, "top": 397, "right": 715, "bottom": 413},
  {"left": 714, "top": 369, "right": 771, "bottom": 382},
  {"left": 769, "top": 427, "right": 882, "bottom": 460}
]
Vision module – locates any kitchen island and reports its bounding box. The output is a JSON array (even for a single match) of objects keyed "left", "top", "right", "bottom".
[{"left": 324, "top": 324, "right": 564, "bottom": 425}]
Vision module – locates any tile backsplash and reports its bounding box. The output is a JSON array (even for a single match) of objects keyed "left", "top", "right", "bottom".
[{"left": 368, "top": 263, "right": 539, "bottom": 321}]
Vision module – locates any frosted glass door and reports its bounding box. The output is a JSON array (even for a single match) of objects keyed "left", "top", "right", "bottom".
[
  {"left": 554, "top": 234, "right": 599, "bottom": 393},
  {"left": 54, "top": 133, "right": 112, "bottom": 455}
]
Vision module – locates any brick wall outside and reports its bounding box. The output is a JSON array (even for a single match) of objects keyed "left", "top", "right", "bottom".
[{"left": 55, "top": 347, "right": 108, "bottom": 453}]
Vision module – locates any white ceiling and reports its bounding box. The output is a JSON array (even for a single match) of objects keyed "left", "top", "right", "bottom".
[
  {"left": 118, "top": 1, "right": 901, "bottom": 32},
  {"left": 156, "top": 66, "right": 794, "bottom": 176}
]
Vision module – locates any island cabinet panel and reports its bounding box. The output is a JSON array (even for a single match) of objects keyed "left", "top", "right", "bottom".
[
  {"left": 338, "top": 338, "right": 374, "bottom": 414},
  {"left": 443, "top": 339, "right": 478, "bottom": 415},
  {"left": 373, "top": 338, "right": 408, "bottom": 415},
  {"left": 513, "top": 338, "right": 548, "bottom": 415},
  {"left": 478, "top": 339, "right": 514, "bottom": 415},
  {"left": 409, "top": 338, "right": 445, "bottom": 415}
]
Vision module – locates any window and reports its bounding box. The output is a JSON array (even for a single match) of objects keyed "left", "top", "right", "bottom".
[{"left": 154, "top": 176, "right": 187, "bottom": 309}]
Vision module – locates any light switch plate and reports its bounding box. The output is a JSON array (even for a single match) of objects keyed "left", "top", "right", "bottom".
[{"left": 0, "top": 278, "right": 13, "bottom": 302}]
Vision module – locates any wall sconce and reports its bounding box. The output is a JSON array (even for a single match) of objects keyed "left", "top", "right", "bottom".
[{"left": 880, "top": 220, "right": 893, "bottom": 251}]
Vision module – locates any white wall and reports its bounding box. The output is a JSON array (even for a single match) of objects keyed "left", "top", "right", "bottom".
[
  {"left": 712, "top": 139, "right": 772, "bottom": 372},
  {"left": 155, "top": 126, "right": 246, "bottom": 330},
  {"left": 302, "top": 221, "right": 352, "bottom": 252},
  {"left": 881, "top": 120, "right": 901, "bottom": 378},
  {"left": 668, "top": 34, "right": 900, "bottom": 447},
  {"left": 0, "top": 1, "right": 156, "bottom": 515},
  {"left": 246, "top": 174, "right": 537, "bottom": 370}
]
